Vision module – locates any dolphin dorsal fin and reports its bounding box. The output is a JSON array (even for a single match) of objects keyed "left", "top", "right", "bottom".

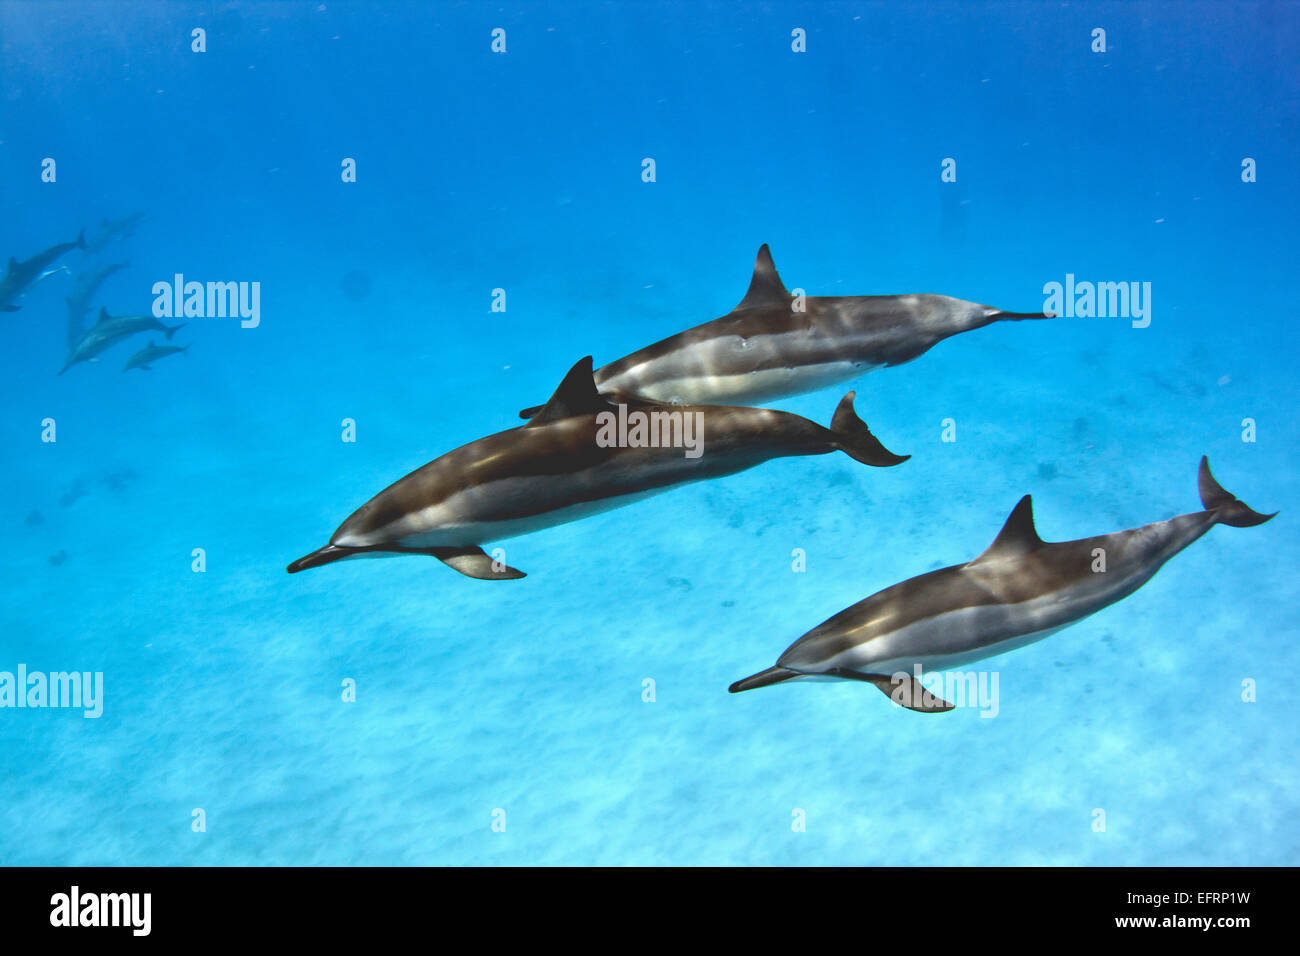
[
  {"left": 95, "top": 306, "right": 110, "bottom": 324},
  {"left": 6, "top": 257, "right": 14, "bottom": 274},
  {"left": 975, "top": 495, "right": 1042, "bottom": 562},
  {"left": 734, "top": 244, "right": 791, "bottom": 311},
  {"left": 525, "top": 356, "right": 610, "bottom": 427}
]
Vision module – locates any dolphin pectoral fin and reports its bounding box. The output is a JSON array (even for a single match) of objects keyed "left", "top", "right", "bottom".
[
  {"left": 517, "top": 403, "right": 543, "bottom": 420},
  {"left": 828, "top": 391, "right": 909, "bottom": 467},
  {"left": 848, "top": 671, "right": 955, "bottom": 713},
  {"left": 428, "top": 546, "right": 526, "bottom": 580}
]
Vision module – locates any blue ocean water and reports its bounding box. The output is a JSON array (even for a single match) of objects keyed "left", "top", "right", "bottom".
[{"left": 1, "top": 0, "right": 1296, "bottom": 866}]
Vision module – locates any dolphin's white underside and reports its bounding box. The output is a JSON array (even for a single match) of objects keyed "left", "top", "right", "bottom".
[
  {"left": 335, "top": 464, "right": 705, "bottom": 551},
  {"left": 794, "top": 564, "right": 1162, "bottom": 679},
  {"left": 601, "top": 337, "right": 880, "bottom": 405},
  {"left": 825, "top": 613, "right": 1074, "bottom": 677}
]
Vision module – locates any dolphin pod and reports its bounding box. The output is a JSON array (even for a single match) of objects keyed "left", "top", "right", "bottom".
[
  {"left": 4, "top": 218, "right": 192, "bottom": 374},
  {"left": 288, "top": 356, "right": 908, "bottom": 579},
  {"left": 60, "top": 308, "right": 185, "bottom": 375},
  {"left": 730, "top": 458, "right": 1276, "bottom": 709},
  {"left": 287, "top": 243, "right": 1276, "bottom": 709},
  {"left": 518, "top": 244, "right": 1051, "bottom": 416}
]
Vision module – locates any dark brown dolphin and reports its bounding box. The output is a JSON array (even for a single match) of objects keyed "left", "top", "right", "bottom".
[{"left": 289, "top": 356, "right": 909, "bottom": 579}]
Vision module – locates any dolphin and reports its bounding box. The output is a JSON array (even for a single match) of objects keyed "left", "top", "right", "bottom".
[
  {"left": 66, "top": 261, "right": 130, "bottom": 350},
  {"left": 60, "top": 307, "right": 185, "bottom": 375},
  {"left": 122, "top": 340, "right": 189, "bottom": 372},
  {"left": 0, "top": 230, "right": 86, "bottom": 311},
  {"left": 81, "top": 212, "right": 148, "bottom": 256},
  {"left": 730, "top": 458, "right": 1276, "bottom": 710},
  {"left": 288, "top": 356, "right": 909, "bottom": 579},
  {"left": 517, "top": 244, "right": 1052, "bottom": 416}
]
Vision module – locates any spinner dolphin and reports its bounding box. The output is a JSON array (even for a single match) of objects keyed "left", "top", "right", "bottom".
[
  {"left": 518, "top": 244, "right": 1051, "bottom": 415},
  {"left": 730, "top": 458, "right": 1275, "bottom": 710},
  {"left": 60, "top": 308, "right": 185, "bottom": 374},
  {"left": 289, "top": 356, "right": 909, "bottom": 579},
  {"left": 0, "top": 230, "right": 85, "bottom": 312}
]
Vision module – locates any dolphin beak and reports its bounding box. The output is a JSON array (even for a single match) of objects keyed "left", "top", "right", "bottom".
[
  {"left": 989, "top": 309, "right": 1055, "bottom": 320},
  {"left": 286, "top": 544, "right": 353, "bottom": 573},
  {"left": 729, "top": 666, "right": 801, "bottom": 693}
]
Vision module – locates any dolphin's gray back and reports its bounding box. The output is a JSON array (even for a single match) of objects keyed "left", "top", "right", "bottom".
[
  {"left": 595, "top": 294, "right": 968, "bottom": 405},
  {"left": 781, "top": 512, "right": 1219, "bottom": 676},
  {"left": 68, "top": 314, "right": 170, "bottom": 361},
  {"left": 1, "top": 241, "right": 76, "bottom": 306},
  {"left": 332, "top": 405, "right": 836, "bottom": 549},
  {"left": 13, "top": 239, "right": 78, "bottom": 279}
]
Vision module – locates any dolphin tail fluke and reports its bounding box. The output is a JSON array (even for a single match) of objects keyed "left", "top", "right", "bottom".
[
  {"left": 829, "top": 391, "right": 909, "bottom": 467},
  {"left": 163, "top": 322, "right": 186, "bottom": 340},
  {"left": 1198, "top": 457, "right": 1277, "bottom": 528},
  {"left": 729, "top": 666, "right": 800, "bottom": 693}
]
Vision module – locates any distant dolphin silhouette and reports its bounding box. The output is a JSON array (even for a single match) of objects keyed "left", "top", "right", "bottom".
[
  {"left": 60, "top": 307, "right": 184, "bottom": 374},
  {"left": 81, "top": 213, "right": 148, "bottom": 257},
  {"left": 731, "top": 458, "right": 1276, "bottom": 710},
  {"left": 66, "top": 260, "right": 130, "bottom": 350},
  {"left": 289, "top": 356, "right": 909, "bottom": 579},
  {"left": 518, "top": 244, "right": 1051, "bottom": 416},
  {"left": 0, "top": 230, "right": 85, "bottom": 311},
  {"left": 122, "top": 340, "right": 189, "bottom": 372}
]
